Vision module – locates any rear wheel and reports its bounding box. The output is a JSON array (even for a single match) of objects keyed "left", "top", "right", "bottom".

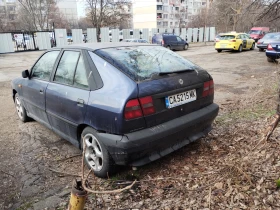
[
  {"left": 250, "top": 43, "right": 255, "bottom": 50},
  {"left": 259, "top": 48, "right": 264, "bottom": 52},
  {"left": 217, "top": 49, "right": 222, "bottom": 53},
  {"left": 267, "top": 57, "right": 276, "bottom": 63},
  {"left": 14, "top": 93, "right": 30, "bottom": 122},
  {"left": 238, "top": 45, "right": 243, "bottom": 52},
  {"left": 81, "top": 127, "right": 116, "bottom": 178}
]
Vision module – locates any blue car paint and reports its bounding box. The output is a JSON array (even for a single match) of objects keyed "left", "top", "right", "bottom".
[
  {"left": 266, "top": 41, "right": 280, "bottom": 60},
  {"left": 86, "top": 52, "right": 145, "bottom": 134}
]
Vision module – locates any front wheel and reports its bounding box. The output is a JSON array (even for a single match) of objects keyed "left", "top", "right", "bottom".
[
  {"left": 259, "top": 48, "right": 264, "bottom": 52},
  {"left": 184, "top": 44, "right": 189, "bottom": 50},
  {"left": 238, "top": 45, "right": 243, "bottom": 52},
  {"left": 14, "top": 93, "right": 30, "bottom": 122},
  {"left": 250, "top": 43, "right": 255, "bottom": 50},
  {"left": 81, "top": 127, "right": 116, "bottom": 178},
  {"left": 166, "top": 46, "right": 171, "bottom": 50}
]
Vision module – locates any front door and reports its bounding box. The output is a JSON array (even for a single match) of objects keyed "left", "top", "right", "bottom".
[
  {"left": 46, "top": 50, "right": 90, "bottom": 146},
  {"left": 21, "top": 50, "right": 60, "bottom": 127},
  {"left": 176, "top": 36, "right": 185, "bottom": 50}
]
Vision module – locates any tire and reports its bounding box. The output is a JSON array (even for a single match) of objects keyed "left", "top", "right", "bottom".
[
  {"left": 238, "top": 45, "right": 243, "bottom": 52},
  {"left": 217, "top": 50, "right": 222, "bottom": 53},
  {"left": 81, "top": 127, "right": 116, "bottom": 178},
  {"left": 14, "top": 93, "right": 30, "bottom": 122},
  {"left": 166, "top": 46, "right": 171, "bottom": 50},
  {"left": 267, "top": 57, "right": 276, "bottom": 63},
  {"left": 259, "top": 48, "right": 264, "bottom": 52},
  {"left": 250, "top": 43, "right": 255, "bottom": 50},
  {"left": 184, "top": 44, "right": 189, "bottom": 50}
]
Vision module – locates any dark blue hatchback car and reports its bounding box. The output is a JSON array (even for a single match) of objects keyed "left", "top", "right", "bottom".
[
  {"left": 12, "top": 43, "right": 218, "bottom": 178},
  {"left": 152, "top": 33, "right": 189, "bottom": 50},
  {"left": 266, "top": 41, "right": 280, "bottom": 62}
]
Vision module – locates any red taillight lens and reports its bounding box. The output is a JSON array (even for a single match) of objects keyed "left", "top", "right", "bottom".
[
  {"left": 216, "top": 40, "right": 220, "bottom": 42},
  {"left": 267, "top": 44, "right": 274, "bottom": 51},
  {"left": 203, "top": 80, "right": 214, "bottom": 97},
  {"left": 161, "top": 39, "right": 164, "bottom": 45},
  {"left": 124, "top": 99, "right": 143, "bottom": 120},
  {"left": 139, "top": 96, "right": 155, "bottom": 116},
  {"left": 230, "top": 39, "right": 236, "bottom": 42}
]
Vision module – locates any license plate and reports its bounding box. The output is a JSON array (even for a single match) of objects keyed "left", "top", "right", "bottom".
[
  {"left": 165, "top": 89, "right": 197, "bottom": 109},
  {"left": 221, "top": 44, "right": 227, "bottom": 48}
]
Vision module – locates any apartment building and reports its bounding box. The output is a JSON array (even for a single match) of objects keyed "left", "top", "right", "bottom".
[
  {"left": 0, "top": 0, "right": 17, "bottom": 24},
  {"left": 133, "top": 0, "right": 208, "bottom": 29},
  {"left": 57, "top": 0, "right": 79, "bottom": 25}
]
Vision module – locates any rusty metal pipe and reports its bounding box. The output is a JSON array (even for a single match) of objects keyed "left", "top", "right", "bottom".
[{"left": 68, "top": 179, "right": 87, "bottom": 210}]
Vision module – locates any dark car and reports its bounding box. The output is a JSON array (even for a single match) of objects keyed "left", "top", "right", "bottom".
[
  {"left": 152, "top": 33, "right": 189, "bottom": 50},
  {"left": 266, "top": 42, "right": 280, "bottom": 62},
  {"left": 257, "top": 32, "right": 280, "bottom": 51},
  {"left": 12, "top": 43, "right": 218, "bottom": 178},
  {"left": 122, "top": 39, "right": 149, "bottom": 43}
]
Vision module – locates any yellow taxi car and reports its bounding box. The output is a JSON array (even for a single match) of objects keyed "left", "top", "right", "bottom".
[{"left": 215, "top": 33, "right": 255, "bottom": 53}]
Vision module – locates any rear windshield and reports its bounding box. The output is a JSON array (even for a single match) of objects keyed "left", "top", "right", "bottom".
[
  {"left": 263, "top": 33, "right": 280, "bottom": 40},
  {"left": 248, "top": 30, "right": 261, "bottom": 34},
  {"left": 95, "top": 46, "right": 199, "bottom": 82},
  {"left": 220, "top": 35, "right": 236, "bottom": 40}
]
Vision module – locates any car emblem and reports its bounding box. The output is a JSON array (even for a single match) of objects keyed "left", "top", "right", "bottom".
[{"left": 179, "top": 79, "right": 183, "bottom": 85}]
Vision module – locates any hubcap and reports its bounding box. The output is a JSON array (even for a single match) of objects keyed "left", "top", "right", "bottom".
[
  {"left": 84, "top": 134, "right": 103, "bottom": 171},
  {"left": 15, "top": 96, "right": 23, "bottom": 120}
]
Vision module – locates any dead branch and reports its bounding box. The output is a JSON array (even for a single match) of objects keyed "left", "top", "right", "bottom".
[
  {"left": 0, "top": 169, "right": 15, "bottom": 178},
  {"left": 48, "top": 168, "right": 80, "bottom": 177},
  {"left": 56, "top": 154, "right": 81, "bottom": 162}
]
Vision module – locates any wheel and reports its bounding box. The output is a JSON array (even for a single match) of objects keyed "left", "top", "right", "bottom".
[
  {"left": 250, "top": 43, "right": 255, "bottom": 50},
  {"left": 81, "top": 127, "right": 116, "bottom": 178},
  {"left": 259, "top": 48, "right": 264, "bottom": 52},
  {"left": 184, "top": 44, "right": 189, "bottom": 50},
  {"left": 217, "top": 50, "right": 222, "bottom": 53},
  {"left": 267, "top": 57, "right": 276, "bottom": 62},
  {"left": 166, "top": 46, "right": 171, "bottom": 50},
  {"left": 238, "top": 45, "right": 243, "bottom": 52},
  {"left": 14, "top": 93, "right": 29, "bottom": 122}
]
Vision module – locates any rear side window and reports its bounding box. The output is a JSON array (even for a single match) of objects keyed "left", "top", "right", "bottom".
[
  {"left": 54, "top": 51, "right": 80, "bottom": 85},
  {"left": 95, "top": 46, "right": 199, "bottom": 82},
  {"left": 220, "top": 35, "right": 236, "bottom": 40},
  {"left": 32, "top": 51, "right": 60, "bottom": 80},
  {"left": 74, "top": 56, "right": 89, "bottom": 89}
]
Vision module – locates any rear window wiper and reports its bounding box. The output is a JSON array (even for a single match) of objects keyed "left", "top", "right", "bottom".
[{"left": 158, "top": 69, "right": 195, "bottom": 75}]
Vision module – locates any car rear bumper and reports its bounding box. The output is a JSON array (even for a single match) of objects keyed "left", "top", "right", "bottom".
[
  {"left": 266, "top": 51, "right": 280, "bottom": 59},
  {"left": 215, "top": 48, "right": 235, "bottom": 50},
  {"left": 257, "top": 44, "right": 267, "bottom": 49},
  {"left": 97, "top": 103, "right": 219, "bottom": 166}
]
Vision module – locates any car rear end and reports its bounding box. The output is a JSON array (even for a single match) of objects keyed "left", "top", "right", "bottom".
[
  {"left": 215, "top": 34, "right": 237, "bottom": 50},
  {"left": 266, "top": 42, "right": 280, "bottom": 60},
  {"left": 92, "top": 45, "right": 219, "bottom": 166},
  {"left": 257, "top": 33, "right": 280, "bottom": 50}
]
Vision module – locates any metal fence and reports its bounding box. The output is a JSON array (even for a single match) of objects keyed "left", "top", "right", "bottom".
[{"left": 0, "top": 27, "right": 216, "bottom": 53}]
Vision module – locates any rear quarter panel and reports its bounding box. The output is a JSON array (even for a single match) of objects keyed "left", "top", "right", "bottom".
[{"left": 85, "top": 51, "right": 145, "bottom": 134}]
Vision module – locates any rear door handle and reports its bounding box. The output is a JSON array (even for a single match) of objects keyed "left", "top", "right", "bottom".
[
  {"left": 39, "top": 89, "right": 44, "bottom": 94},
  {"left": 77, "top": 99, "right": 84, "bottom": 107}
]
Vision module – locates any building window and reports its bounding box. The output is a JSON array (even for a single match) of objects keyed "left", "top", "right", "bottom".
[
  {"left": 164, "top": 0, "right": 168, "bottom": 3},
  {"left": 157, "top": 13, "right": 163, "bottom": 18},
  {"left": 175, "top": 7, "right": 179, "bottom": 11},
  {"left": 170, "top": 22, "right": 173, "bottom": 26},
  {"left": 163, "top": 6, "right": 169, "bottom": 11},
  {"left": 163, "top": 14, "right": 168, "bottom": 19},
  {"left": 157, "top": 21, "right": 162, "bottom": 26},
  {"left": 202, "top": 2, "right": 206, "bottom": 5},
  {"left": 170, "top": 14, "right": 173, "bottom": 18},
  {"left": 157, "top": 5, "right": 163, "bottom": 10},
  {"left": 163, "top": 21, "right": 168, "bottom": 27}
]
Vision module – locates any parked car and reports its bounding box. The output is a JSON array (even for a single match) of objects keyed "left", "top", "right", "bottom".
[
  {"left": 122, "top": 39, "right": 148, "bottom": 43},
  {"left": 248, "top": 27, "right": 269, "bottom": 42},
  {"left": 152, "top": 33, "right": 189, "bottom": 50},
  {"left": 257, "top": 32, "right": 280, "bottom": 51},
  {"left": 12, "top": 43, "right": 219, "bottom": 178},
  {"left": 266, "top": 42, "right": 280, "bottom": 62},
  {"left": 215, "top": 32, "right": 255, "bottom": 53}
]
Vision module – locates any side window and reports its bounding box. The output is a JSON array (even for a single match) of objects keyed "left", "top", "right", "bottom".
[
  {"left": 54, "top": 51, "right": 80, "bottom": 85},
  {"left": 236, "top": 35, "right": 241, "bottom": 39},
  {"left": 32, "top": 51, "right": 60, "bottom": 80},
  {"left": 176, "top": 36, "right": 183, "bottom": 42},
  {"left": 74, "top": 55, "right": 89, "bottom": 89}
]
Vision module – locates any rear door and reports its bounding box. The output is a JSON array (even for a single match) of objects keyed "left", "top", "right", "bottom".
[
  {"left": 21, "top": 50, "right": 60, "bottom": 127},
  {"left": 241, "top": 34, "right": 248, "bottom": 49},
  {"left": 46, "top": 50, "right": 90, "bottom": 145}
]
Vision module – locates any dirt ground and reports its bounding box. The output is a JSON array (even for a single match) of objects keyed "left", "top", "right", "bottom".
[{"left": 0, "top": 45, "right": 280, "bottom": 209}]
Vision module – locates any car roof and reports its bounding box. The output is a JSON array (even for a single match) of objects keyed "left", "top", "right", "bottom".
[
  {"left": 220, "top": 33, "right": 246, "bottom": 36},
  {"left": 53, "top": 42, "right": 153, "bottom": 51}
]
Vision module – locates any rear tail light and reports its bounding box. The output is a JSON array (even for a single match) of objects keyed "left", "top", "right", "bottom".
[
  {"left": 139, "top": 96, "right": 155, "bottom": 116},
  {"left": 124, "top": 96, "right": 155, "bottom": 120},
  {"left": 267, "top": 44, "right": 274, "bottom": 51},
  {"left": 124, "top": 99, "right": 143, "bottom": 120},
  {"left": 230, "top": 39, "right": 236, "bottom": 42},
  {"left": 216, "top": 40, "right": 220, "bottom": 42},
  {"left": 257, "top": 41, "right": 261, "bottom": 44},
  {"left": 161, "top": 39, "right": 164, "bottom": 45},
  {"left": 203, "top": 80, "right": 214, "bottom": 97}
]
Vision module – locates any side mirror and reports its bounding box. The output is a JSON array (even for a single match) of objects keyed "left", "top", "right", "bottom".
[{"left": 22, "top": 70, "right": 30, "bottom": 78}]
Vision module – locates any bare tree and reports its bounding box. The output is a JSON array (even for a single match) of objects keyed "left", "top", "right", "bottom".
[{"left": 85, "top": 0, "right": 131, "bottom": 38}]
